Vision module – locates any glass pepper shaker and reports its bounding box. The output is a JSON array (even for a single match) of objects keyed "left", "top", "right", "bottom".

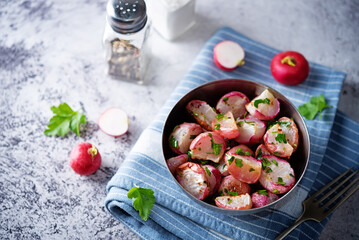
[{"left": 103, "top": 0, "right": 151, "bottom": 84}]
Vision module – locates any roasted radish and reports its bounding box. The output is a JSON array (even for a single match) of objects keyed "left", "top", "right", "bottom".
[
  {"left": 213, "top": 41, "right": 245, "bottom": 71},
  {"left": 251, "top": 190, "right": 279, "bottom": 208},
  {"left": 169, "top": 123, "right": 203, "bottom": 154},
  {"left": 186, "top": 100, "right": 217, "bottom": 131},
  {"left": 264, "top": 117, "right": 299, "bottom": 158},
  {"left": 217, "top": 157, "right": 229, "bottom": 176},
  {"left": 225, "top": 153, "right": 262, "bottom": 184},
  {"left": 212, "top": 111, "right": 239, "bottom": 139},
  {"left": 202, "top": 165, "right": 222, "bottom": 195},
  {"left": 245, "top": 89, "right": 280, "bottom": 120},
  {"left": 255, "top": 144, "right": 272, "bottom": 159},
  {"left": 259, "top": 156, "right": 295, "bottom": 194},
  {"left": 176, "top": 162, "right": 210, "bottom": 200},
  {"left": 216, "top": 91, "right": 249, "bottom": 118},
  {"left": 215, "top": 194, "right": 252, "bottom": 210},
  {"left": 166, "top": 154, "right": 188, "bottom": 174},
  {"left": 218, "top": 175, "right": 251, "bottom": 197},
  {"left": 234, "top": 115, "right": 266, "bottom": 144},
  {"left": 226, "top": 144, "right": 254, "bottom": 157},
  {"left": 190, "top": 132, "right": 226, "bottom": 163}
]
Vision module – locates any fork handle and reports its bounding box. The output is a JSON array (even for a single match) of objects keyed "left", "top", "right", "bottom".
[{"left": 275, "top": 217, "right": 307, "bottom": 240}]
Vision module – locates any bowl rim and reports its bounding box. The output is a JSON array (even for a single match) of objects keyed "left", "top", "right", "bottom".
[{"left": 161, "top": 78, "right": 310, "bottom": 215}]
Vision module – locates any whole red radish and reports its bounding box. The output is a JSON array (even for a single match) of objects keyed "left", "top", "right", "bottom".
[
  {"left": 213, "top": 41, "right": 245, "bottom": 71},
  {"left": 70, "top": 142, "right": 101, "bottom": 175},
  {"left": 270, "top": 51, "right": 309, "bottom": 85}
]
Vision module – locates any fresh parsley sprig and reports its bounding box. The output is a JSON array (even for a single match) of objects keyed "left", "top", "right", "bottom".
[
  {"left": 127, "top": 185, "right": 155, "bottom": 221},
  {"left": 44, "top": 103, "right": 86, "bottom": 137},
  {"left": 298, "top": 94, "right": 332, "bottom": 120}
]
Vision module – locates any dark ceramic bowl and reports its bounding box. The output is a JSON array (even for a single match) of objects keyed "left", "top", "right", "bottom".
[{"left": 162, "top": 79, "right": 310, "bottom": 215}]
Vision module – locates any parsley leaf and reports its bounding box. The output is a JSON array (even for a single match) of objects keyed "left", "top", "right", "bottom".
[
  {"left": 227, "top": 155, "right": 235, "bottom": 165},
  {"left": 258, "top": 189, "right": 268, "bottom": 196},
  {"left": 235, "top": 148, "right": 250, "bottom": 156},
  {"left": 249, "top": 168, "right": 255, "bottom": 172},
  {"left": 224, "top": 188, "right": 238, "bottom": 196},
  {"left": 298, "top": 94, "right": 332, "bottom": 120},
  {"left": 276, "top": 177, "right": 286, "bottom": 185},
  {"left": 44, "top": 103, "right": 86, "bottom": 137},
  {"left": 127, "top": 185, "right": 155, "bottom": 221},
  {"left": 254, "top": 98, "right": 270, "bottom": 108},
  {"left": 216, "top": 113, "right": 225, "bottom": 121},
  {"left": 275, "top": 133, "right": 287, "bottom": 143},
  {"left": 214, "top": 123, "right": 221, "bottom": 130},
  {"left": 256, "top": 148, "right": 262, "bottom": 159},
  {"left": 169, "top": 135, "right": 178, "bottom": 149},
  {"left": 208, "top": 133, "right": 222, "bottom": 155},
  {"left": 235, "top": 158, "right": 243, "bottom": 167},
  {"left": 204, "top": 167, "right": 211, "bottom": 176}
]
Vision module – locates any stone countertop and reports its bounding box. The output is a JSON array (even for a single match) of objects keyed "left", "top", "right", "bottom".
[{"left": 0, "top": 0, "right": 358, "bottom": 239}]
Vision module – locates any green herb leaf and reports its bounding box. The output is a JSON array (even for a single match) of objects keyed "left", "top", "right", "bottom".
[
  {"left": 213, "top": 163, "right": 219, "bottom": 169},
  {"left": 223, "top": 97, "right": 229, "bottom": 105},
  {"left": 257, "top": 189, "right": 268, "bottom": 196},
  {"left": 261, "top": 158, "right": 271, "bottom": 169},
  {"left": 256, "top": 148, "right": 262, "bottom": 159},
  {"left": 273, "top": 151, "right": 281, "bottom": 156},
  {"left": 273, "top": 189, "right": 279, "bottom": 194},
  {"left": 276, "top": 177, "right": 286, "bottom": 185},
  {"left": 254, "top": 98, "right": 270, "bottom": 108},
  {"left": 169, "top": 135, "right": 178, "bottom": 149},
  {"left": 265, "top": 167, "right": 272, "bottom": 173},
  {"left": 44, "top": 103, "right": 86, "bottom": 137},
  {"left": 127, "top": 185, "right": 155, "bottom": 221},
  {"left": 208, "top": 133, "right": 222, "bottom": 156},
  {"left": 194, "top": 112, "right": 199, "bottom": 116},
  {"left": 224, "top": 188, "right": 238, "bottom": 196},
  {"left": 272, "top": 160, "right": 278, "bottom": 166},
  {"left": 216, "top": 113, "right": 225, "bottom": 121},
  {"left": 186, "top": 151, "right": 192, "bottom": 162},
  {"left": 214, "top": 123, "right": 221, "bottom": 130},
  {"left": 204, "top": 167, "right": 211, "bottom": 176},
  {"left": 228, "top": 198, "right": 232, "bottom": 204},
  {"left": 235, "top": 148, "right": 250, "bottom": 156},
  {"left": 235, "top": 158, "right": 243, "bottom": 167},
  {"left": 223, "top": 163, "right": 227, "bottom": 169},
  {"left": 227, "top": 155, "right": 235, "bottom": 165},
  {"left": 275, "top": 133, "right": 287, "bottom": 143},
  {"left": 200, "top": 160, "right": 210, "bottom": 165},
  {"left": 290, "top": 173, "right": 295, "bottom": 178},
  {"left": 298, "top": 94, "right": 332, "bottom": 120},
  {"left": 249, "top": 168, "right": 255, "bottom": 172}
]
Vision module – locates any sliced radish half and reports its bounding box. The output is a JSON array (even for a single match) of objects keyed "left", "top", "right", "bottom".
[
  {"left": 213, "top": 40, "right": 245, "bottom": 71},
  {"left": 98, "top": 107, "right": 128, "bottom": 137}
]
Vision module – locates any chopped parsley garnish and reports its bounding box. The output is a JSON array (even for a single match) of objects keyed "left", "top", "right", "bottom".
[
  {"left": 193, "top": 112, "right": 199, "bottom": 116},
  {"left": 275, "top": 133, "right": 287, "bottom": 143},
  {"left": 258, "top": 189, "right": 268, "bottom": 196},
  {"left": 169, "top": 136, "right": 178, "bottom": 148},
  {"left": 265, "top": 167, "right": 272, "bottom": 173},
  {"left": 223, "top": 163, "right": 227, "bottom": 169},
  {"left": 279, "top": 121, "right": 291, "bottom": 127},
  {"left": 273, "top": 189, "right": 279, "bottom": 194},
  {"left": 249, "top": 168, "right": 255, "bottom": 172},
  {"left": 200, "top": 160, "right": 209, "bottom": 165},
  {"left": 208, "top": 133, "right": 222, "bottom": 156},
  {"left": 224, "top": 188, "right": 238, "bottom": 196},
  {"left": 227, "top": 155, "right": 235, "bottom": 165},
  {"left": 187, "top": 151, "right": 193, "bottom": 162},
  {"left": 256, "top": 148, "right": 262, "bottom": 159},
  {"left": 204, "top": 167, "right": 211, "bottom": 176},
  {"left": 219, "top": 190, "right": 224, "bottom": 196},
  {"left": 228, "top": 198, "right": 232, "bottom": 204},
  {"left": 254, "top": 98, "right": 270, "bottom": 108},
  {"left": 212, "top": 107, "right": 216, "bottom": 112},
  {"left": 277, "top": 177, "right": 286, "bottom": 185},
  {"left": 273, "top": 151, "right": 281, "bottom": 156},
  {"left": 216, "top": 113, "right": 225, "bottom": 121},
  {"left": 237, "top": 121, "right": 244, "bottom": 127},
  {"left": 293, "top": 144, "right": 297, "bottom": 148},
  {"left": 235, "top": 148, "right": 250, "bottom": 156},
  {"left": 272, "top": 160, "right": 278, "bottom": 166},
  {"left": 298, "top": 94, "right": 332, "bottom": 120},
  {"left": 214, "top": 123, "right": 221, "bottom": 130},
  {"left": 235, "top": 158, "right": 243, "bottom": 167},
  {"left": 261, "top": 158, "right": 271, "bottom": 169},
  {"left": 198, "top": 147, "right": 202, "bottom": 151},
  {"left": 223, "top": 97, "right": 229, "bottom": 105},
  {"left": 290, "top": 173, "right": 295, "bottom": 178}
]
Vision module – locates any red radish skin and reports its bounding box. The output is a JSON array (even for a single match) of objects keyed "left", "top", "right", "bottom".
[
  {"left": 271, "top": 51, "right": 310, "bottom": 86},
  {"left": 176, "top": 162, "right": 210, "bottom": 200},
  {"left": 216, "top": 91, "right": 249, "bottom": 119},
  {"left": 202, "top": 165, "right": 222, "bottom": 195},
  {"left": 215, "top": 194, "right": 252, "bottom": 210},
  {"left": 186, "top": 100, "right": 217, "bottom": 131},
  {"left": 169, "top": 123, "right": 203, "bottom": 154},
  {"left": 69, "top": 142, "right": 101, "bottom": 175},
  {"left": 226, "top": 144, "right": 254, "bottom": 157},
  {"left": 225, "top": 153, "right": 262, "bottom": 184},
  {"left": 234, "top": 115, "right": 266, "bottom": 144},
  {"left": 259, "top": 156, "right": 295, "bottom": 194},
  {"left": 251, "top": 191, "right": 279, "bottom": 208},
  {"left": 218, "top": 175, "right": 251, "bottom": 196},
  {"left": 166, "top": 154, "right": 188, "bottom": 174},
  {"left": 212, "top": 111, "right": 240, "bottom": 139},
  {"left": 255, "top": 144, "right": 272, "bottom": 158},
  {"left": 190, "top": 132, "right": 226, "bottom": 163},
  {"left": 214, "top": 41, "right": 245, "bottom": 71},
  {"left": 245, "top": 89, "right": 280, "bottom": 120},
  {"left": 98, "top": 107, "right": 128, "bottom": 137}
]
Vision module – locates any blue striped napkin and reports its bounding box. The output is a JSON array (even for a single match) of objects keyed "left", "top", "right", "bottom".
[{"left": 105, "top": 27, "right": 359, "bottom": 239}]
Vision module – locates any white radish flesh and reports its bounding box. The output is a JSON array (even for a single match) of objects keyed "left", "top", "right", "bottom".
[
  {"left": 186, "top": 100, "right": 217, "bottom": 131},
  {"left": 234, "top": 115, "right": 266, "bottom": 144},
  {"left": 212, "top": 111, "right": 239, "bottom": 139},
  {"left": 202, "top": 165, "right": 222, "bottom": 195},
  {"left": 98, "top": 107, "right": 128, "bottom": 137},
  {"left": 190, "top": 132, "right": 226, "bottom": 163},
  {"left": 216, "top": 91, "right": 249, "bottom": 118},
  {"left": 213, "top": 41, "right": 245, "bottom": 71},
  {"left": 169, "top": 122, "right": 203, "bottom": 154},
  {"left": 225, "top": 153, "right": 262, "bottom": 184},
  {"left": 215, "top": 194, "right": 252, "bottom": 210},
  {"left": 245, "top": 89, "right": 280, "bottom": 120}
]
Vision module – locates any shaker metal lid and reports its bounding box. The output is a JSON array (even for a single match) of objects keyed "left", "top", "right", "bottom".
[{"left": 106, "top": 0, "right": 147, "bottom": 34}]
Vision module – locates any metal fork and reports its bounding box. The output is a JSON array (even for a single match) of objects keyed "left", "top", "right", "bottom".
[{"left": 276, "top": 168, "right": 359, "bottom": 240}]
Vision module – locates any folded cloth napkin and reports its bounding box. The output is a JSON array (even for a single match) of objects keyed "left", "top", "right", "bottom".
[{"left": 105, "top": 27, "right": 359, "bottom": 240}]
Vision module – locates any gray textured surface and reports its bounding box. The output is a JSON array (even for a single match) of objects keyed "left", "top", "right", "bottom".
[{"left": 0, "top": 0, "right": 358, "bottom": 239}]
